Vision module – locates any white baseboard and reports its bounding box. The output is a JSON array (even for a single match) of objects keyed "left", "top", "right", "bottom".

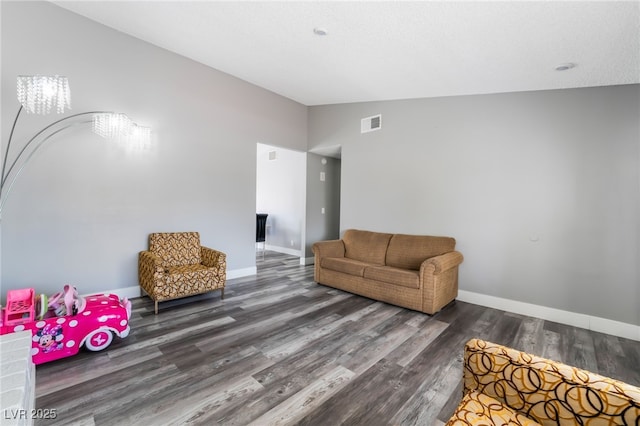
[
  {"left": 86, "top": 285, "right": 142, "bottom": 300},
  {"left": 457, "top": 290, "right": 640, "bottom": 342},
  {"left": 300, "top": 257, "right": 315, "bottom": 266},
  {"left": 227, "top": 267, "right": 257, "bottom": 280},
  {"left": 265, "top": 244, "right": 302, "bottom": 257}
]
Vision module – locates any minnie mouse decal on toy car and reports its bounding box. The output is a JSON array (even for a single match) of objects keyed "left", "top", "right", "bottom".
[{"left": 35, "top": 324, "right": 64, "bottom": 353}]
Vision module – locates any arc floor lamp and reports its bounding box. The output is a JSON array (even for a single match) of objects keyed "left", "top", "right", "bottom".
[{"left": 0, "top": 75, "right": 151, "bottom": 217}]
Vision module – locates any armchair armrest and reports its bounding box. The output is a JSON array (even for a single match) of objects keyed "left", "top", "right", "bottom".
[
  {"left": 463, "top": 338, "right": 640, "bottom": 424},
  {"left": 312, "top": 239, "right": 345, "bottom": 259},
  {"left": 420, "top": 251, "right": 463, "bottom": 274},
  {"left": 201, "top": 246, "right": 226, "bottom": 268},
  {"left": 139, "top": 250, "right": 163, "bottom": 271},
  {"left": 139, "top": 250, "right": 164, "bottom": 294}
]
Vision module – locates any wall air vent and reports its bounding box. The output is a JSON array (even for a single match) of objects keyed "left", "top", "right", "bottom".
[
  {"left": 361, "top": 114, "right": 382, "bottom": 133},
  {"left": 268, "top": 150, "right": 277, "bottom": 161}
]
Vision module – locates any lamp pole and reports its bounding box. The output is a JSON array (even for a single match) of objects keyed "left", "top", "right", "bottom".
[
  {"left": 1, "top": 105, "right": 24, "bottom": 197},
  {"left": 0, "top": 111, "right": 112, "bottom": 217},
  {"left": 1, "top": 75, "right": 150, "bottom": 219}
]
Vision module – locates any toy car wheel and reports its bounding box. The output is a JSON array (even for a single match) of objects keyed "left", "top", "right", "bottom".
[{"left": 84, "top": 329, "right": 113, "bottom": 351}]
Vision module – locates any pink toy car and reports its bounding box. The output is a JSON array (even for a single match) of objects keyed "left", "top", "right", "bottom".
[{"left": 1, "top": 288, "right": 131, "bottom": 365}]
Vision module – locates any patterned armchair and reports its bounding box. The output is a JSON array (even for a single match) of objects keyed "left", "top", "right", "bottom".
[
  {"left": 138, "top": 232, "right": 226, "bottom": 314},
  {"left": 446, "top": 338, "right": 640, "bottom": 425}
]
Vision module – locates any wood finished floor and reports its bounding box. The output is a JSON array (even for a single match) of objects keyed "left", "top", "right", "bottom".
[{"left": 35, "top": 251, "right": 640, "bottom": 426}]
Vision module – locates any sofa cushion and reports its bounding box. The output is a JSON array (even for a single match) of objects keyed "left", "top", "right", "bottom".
[
  {"left": 321, "top": 257, "right": 369, "bottom": 277},
  {"left": 342, "top": 229, "right": 393, "bottom": 265},
  {"left": 385, "top": 234, "right": 456, "bottom": 270},
  {"left": 160, "top": 264, "right": 220, "bottom": 299},
  {"left": 446, "top": 391, "right": 541, "bottom": 426},
  {"left": 150, "top": 232, "right": 202, "bottom": 267},
  {"left": 363, "top": 266, "right": 420, "bottom": 289}
]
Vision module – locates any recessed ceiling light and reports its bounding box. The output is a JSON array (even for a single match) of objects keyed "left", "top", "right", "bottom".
[
  {"left": 555, "top": 63, "right": 576, "bottom": 71},
  {"left": 313, "top": 27, "right": 328, "bottom": 36}
]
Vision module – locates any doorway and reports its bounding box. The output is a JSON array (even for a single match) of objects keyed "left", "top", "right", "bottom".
[
  {"left": 256, "top": 143, "right": 306, "bottom": 256},
  {"left": 256, "top": 143, "right": 342, "bottom": 265}
]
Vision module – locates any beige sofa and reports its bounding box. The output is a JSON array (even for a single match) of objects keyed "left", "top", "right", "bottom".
[
  {"left": 312, "top": 229, "right": 463, "bottom": 314},
  {"left": 447, "top": 339, "right": 640, "bottom": 425}
]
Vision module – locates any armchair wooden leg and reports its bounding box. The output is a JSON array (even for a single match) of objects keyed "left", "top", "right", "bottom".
[
  {"left": 221, "top": 288, "right": 225, "bottom": 299},
  {"left": 155, "top": 300, "right": 158, "bottom": 315}
]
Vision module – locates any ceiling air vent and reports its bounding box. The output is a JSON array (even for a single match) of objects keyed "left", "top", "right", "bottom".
[{"left": 361, "top": 114, "right": 382, "bottom": 134}]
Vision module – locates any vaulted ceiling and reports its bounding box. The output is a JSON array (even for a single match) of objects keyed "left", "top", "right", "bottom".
[{"left": 53, "top": 1, "right": 639, "bottom": 106}]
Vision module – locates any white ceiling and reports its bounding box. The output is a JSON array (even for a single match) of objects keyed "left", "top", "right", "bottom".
[{"left": 52, "top": 1, "right": 639, "bottom": 107}]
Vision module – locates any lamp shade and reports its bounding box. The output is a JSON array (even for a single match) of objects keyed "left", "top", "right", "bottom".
[
  {"left": 16, "top": 75, "right": 71, "bottom": 114},
  {"left": 92, "top": 113, "right": 151, "bottom": 151},
  {"left": 127, "top": 125, "right": 152, "bottom": 151},
  {"left": 92, "top": 112, "right": 132, "bottom": 140}
]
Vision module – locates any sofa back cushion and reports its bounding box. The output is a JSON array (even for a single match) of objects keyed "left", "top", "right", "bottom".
[
  {"left": 386, "top": 234, "right": 455, "bottom": 270},
  {"left": 149, "top": 232, "right": 202, "bottom": 267},
  {"left": 342, "top": 229, "right": 393, "bottom": 265}
]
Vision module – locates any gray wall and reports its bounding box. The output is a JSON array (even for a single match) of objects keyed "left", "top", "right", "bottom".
[
  {"left": 1, "top": 2, "right": 307, "bottom": 297},
  {"left": 256, "top": 143, "right": 306, "bottom": 253},
  {"left": 309, "top": 85, "right": 640, "bottom": 326},
  {"left": 2, "top": 2, "right": 638, "bottom": 330},
  {"left": 304, "top": 153, "right": 341, "bottom": 259}
]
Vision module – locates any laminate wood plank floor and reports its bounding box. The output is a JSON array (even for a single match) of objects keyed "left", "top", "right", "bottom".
[{"left": 34, "top": 251, "right": 640, "bottom": 426}]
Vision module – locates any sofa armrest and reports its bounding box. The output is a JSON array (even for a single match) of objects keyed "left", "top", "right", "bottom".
[
  {"left": 420, "top": 251, "right": 463, "bottom": 274},
  {"left": 312, "top": 239, "right": 345, "bottom": 259},
  {"left": 312, "top": 240, "right": 345, "bottom": 284},
  {"left": 463, "top": 338, "right": 640, "bottom": 424},
  {"left": 420, "top": 251, "right": 463, "bottom": 314}
]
